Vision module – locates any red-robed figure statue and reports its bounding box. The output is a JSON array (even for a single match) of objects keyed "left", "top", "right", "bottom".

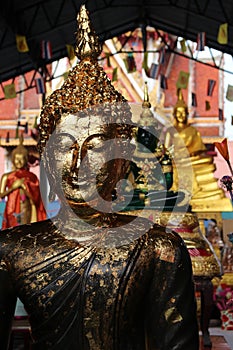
[{"left": 0, "top": 137, "right": 46, "bottom": 228}]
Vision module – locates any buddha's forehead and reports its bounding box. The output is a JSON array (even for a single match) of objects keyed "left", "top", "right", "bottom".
[
  {"left": 57, "top": 112, "right": 107, "bottom": 141},
  {"left": 14, "top": 153, "right": 25, "bottom": 158}
]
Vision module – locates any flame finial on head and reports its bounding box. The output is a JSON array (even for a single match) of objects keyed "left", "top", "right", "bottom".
[
  {"left": 174, "top": 88, "right": 187, "bottom": 110},
  {"left": 12, "top": 134, "right": 28, "bottom": 162},
  {"left": 142, "top": 82, "right": 151, "bottom": 109},
  {"left": 139, "top": 82, "right": 158, "bottom": 127},
  {"left": 75, "top": 5, "right": 102, "bottom": 60}
]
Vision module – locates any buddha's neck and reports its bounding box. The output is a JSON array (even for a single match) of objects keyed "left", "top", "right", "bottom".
[
  {"left": 175, "top": 121, "right": 188, "bottom": 132},
  {"left": 53, "top": 200, "right": 122, "bottom": 246},
  {"left": 60, "top": 199, "right": 117, "bottom": 227}
]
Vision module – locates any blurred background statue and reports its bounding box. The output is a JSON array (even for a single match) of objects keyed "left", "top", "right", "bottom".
[
  {"left": 122, "top": 82, "right": 186, "bottom": 211},
  {"left": 0, "top": 136, "right": 46, "bottom": 228},
  {"left": 164, "top": 88, "right": 230, "bottom": 210},
  {"left": 0, "top": 6, "right": 199, "bottom": 350}
]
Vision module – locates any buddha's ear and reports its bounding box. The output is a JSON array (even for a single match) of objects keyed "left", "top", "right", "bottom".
[
  {"left": 44, "top": 166, "right": 58, "bottom": 203},
  {"left": 40, "top": 149, "right": 57, "bottom": 202}
]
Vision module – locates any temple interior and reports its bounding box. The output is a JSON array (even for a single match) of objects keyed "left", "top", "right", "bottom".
[{"left": 1, "top": 2, "right": 233, "bottom": 350}]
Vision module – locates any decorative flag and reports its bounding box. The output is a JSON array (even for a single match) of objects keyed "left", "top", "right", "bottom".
[
  {"left": 219, "top": 109, "right": 224, "bottom": 121},
  {"left": 149, "top": 63, "right": 159, "bottom": 79},
  {"left": 24, "top": 122, "right": 28, "bottom": 134},
  {"left": 196, "top": 32, "right": 206, "bottom": 51},
  {"left": 112, "top": 67, "right": 118, "bottom": 82},
  {"left": 123, "top": 58, "right": 128, "bottom": 71},
  {"left": 35, "top": 77, "right": 46, "bottom": 94},
  {"left": 33, "top": 116, "right": 38, "bottom": 129},
  {"left": 6, "top": 132, "right": 10, "bottom": 143},
  {"left": 191, "top": 92, "right": 197, "bottom": 107},
  {"left": 31, "top": 117, "right": 39, "bottom": 141},
  {"left": 205, "top": 100, "right": 211, "bottom": 111},
  {"left": 124, "top": 51, "right": 136, "bottom": 73},
  {"left": 160, "top": 75, "right": 168, "bottom": 90},
  {"left": 105, "top": 53, "right": 111, "bottom": 67},
  {"left": 3, "top": 83, "right": 16, "bottom": 99},
  {"left": 176, "top": 71, "right": 190, "bottom": 89},
  {"left": 142, "top": 52, "right": 149, "bottom": 76},
  {"left": 15, "top": 124, "right": 19, "bottom": 139},
  {"left": 159, "top": 47, "right": 165, "bottom": 64},
  {"left": 63, "top": 71, "right": 69, "bottom": 80},
  {"left": 180, "top": 39, "right": 187, "bottom": 53},
  {"left": 226, "top": 84, "right": 233, "bottom": 101},
  {"left": 16, "top": 34, "right": 29, "bottom": 53},
  {"left": 217, "top": 23, "right": 228, "bottom": 44},
  {"left": 207, "top": 79, "right": 216, "bottom": 96},
  {"left": 66, "top": 44, "right": 75, "bottom": 61},
  {"left": 41, "top": 40, "right": 52, "bottom": 60}
]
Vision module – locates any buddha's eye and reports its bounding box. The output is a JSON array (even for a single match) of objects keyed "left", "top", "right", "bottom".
[
  {"left": 85, "top": 135, "right": 107, "bottom": 151},
  {"left": 176, "top": 110, "right": 186, "bottom": 117},
  {"left": 53, "top": 133, "right": 76, "bottom": 151}
]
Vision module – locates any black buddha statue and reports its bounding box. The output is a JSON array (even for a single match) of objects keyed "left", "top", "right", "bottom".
[
  {"left": 122, "top": 82, "right": 186, "bottom": 211},
  {"left": 0, "top": 5, "right": 199, "bottom": 350}
]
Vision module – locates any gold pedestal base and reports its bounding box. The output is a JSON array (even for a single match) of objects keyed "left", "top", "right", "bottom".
[
  {"left": 219, "top": 273, "right": 233, "bottom": 286},
  {"left": 191, "top": 197, "right": 232, "bottom": 212}
]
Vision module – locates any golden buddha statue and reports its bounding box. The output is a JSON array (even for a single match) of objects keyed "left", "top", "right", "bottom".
[
  {"left": 0, "top": 136, "right": 46, "bottom": 228},
  {"left": 0, "top": 6, "right": 199, "bottom": 350},
  {"left": 164, "top": 88, "right": 232, "bottom": 211}
]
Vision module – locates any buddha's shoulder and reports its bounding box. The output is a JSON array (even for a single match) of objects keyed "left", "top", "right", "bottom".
[
  {"left": 0, "top": 219, "right": 55, "bottom": 245},
  {"left": 145, "top": 221, "right": 184, "bottom": 248},
  {"left": 115, "top": 214, "right": 184, "bottom": 248},
  {"left": 185, "top": 125, "right": 200, "bottom": 135},
  {"left": 1, "top": 171, "right": 14, "bottom": 180}
]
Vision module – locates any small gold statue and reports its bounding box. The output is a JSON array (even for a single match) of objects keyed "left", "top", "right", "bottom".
[
  {"left": 0, "top": 136, "right": 46, "bottom": 228},
  {"left": 164, "top": 88, "right": 232, "bottom": 211}
]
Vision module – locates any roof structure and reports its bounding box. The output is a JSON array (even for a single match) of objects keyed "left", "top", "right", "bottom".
[{"left": 0, "top": 0, "right": 233, "bottom": 86}]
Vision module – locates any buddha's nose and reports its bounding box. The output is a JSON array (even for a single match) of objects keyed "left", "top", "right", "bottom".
[{"left": 70, "top": 141, "right": 80, "bottom": 172}]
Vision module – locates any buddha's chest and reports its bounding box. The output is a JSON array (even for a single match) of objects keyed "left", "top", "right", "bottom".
[{"left": 10, "top": 238, "right": 149, "bottom": 318}]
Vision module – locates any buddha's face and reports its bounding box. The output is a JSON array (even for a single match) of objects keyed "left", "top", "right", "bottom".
[
  {"left": 174, "top": 106, "right": 188, "bottom": 124},
  {"left": 45, "top": 110, "right": 132, "bottom": 209},
  {"left": 13, "top": 153, "right": 27, "bottom": 170},
  {"left": 136, "top": 126, "right": 158, "bottom": 153}
]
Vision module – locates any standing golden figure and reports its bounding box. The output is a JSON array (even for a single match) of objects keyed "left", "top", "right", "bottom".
[
  {"left": 0, "top": 6, "right": 199, "bottom": 350},
  {"left": 0, "top": 137, "right": 46, "bottom": 228}
]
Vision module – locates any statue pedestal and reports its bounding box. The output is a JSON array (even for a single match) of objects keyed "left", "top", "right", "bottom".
[{"left": 191, "top": 197, "right": 233, "bottom": 212}]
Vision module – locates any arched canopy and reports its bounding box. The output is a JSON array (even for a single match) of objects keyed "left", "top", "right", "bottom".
[{"left": 0, "top": 0, "right": 233, "bottom": 83}]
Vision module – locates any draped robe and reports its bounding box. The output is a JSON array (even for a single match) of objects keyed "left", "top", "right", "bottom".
[{"left": 0, "top": 215, "right": 199, "bottom": 350}]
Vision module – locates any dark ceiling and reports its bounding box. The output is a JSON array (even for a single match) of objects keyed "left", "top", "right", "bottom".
[{"left": 0, "top": 0, "right": 233, "bottom": 84}]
